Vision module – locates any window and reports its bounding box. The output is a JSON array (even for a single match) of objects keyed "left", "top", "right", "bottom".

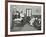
[{"left": 26, "top": 9, "right": 32, "bottom": 16}]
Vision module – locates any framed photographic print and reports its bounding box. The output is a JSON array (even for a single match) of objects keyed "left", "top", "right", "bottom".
[{"left": 5, "top": 0, "right": 45, "bottom": 37}]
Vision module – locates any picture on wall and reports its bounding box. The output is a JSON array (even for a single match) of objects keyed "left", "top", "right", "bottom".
[{"left": 7, "top": 1, "right": 45, "bottom": 35}]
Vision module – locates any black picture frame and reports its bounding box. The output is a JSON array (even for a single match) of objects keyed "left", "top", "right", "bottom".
[{"left": 5, "top": 0, "right": 45, "bottom": 37}]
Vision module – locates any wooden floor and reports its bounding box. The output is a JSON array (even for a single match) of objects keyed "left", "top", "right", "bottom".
[
  {"left": 11, "top": 24, "right": 37, "bottom": 32},
  {"left": 21, "top": 24, "right": 37, "bottom": 31}
]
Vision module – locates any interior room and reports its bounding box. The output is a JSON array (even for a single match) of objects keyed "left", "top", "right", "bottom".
[{"left": 10, "top": 5, "right": 41, "bottom": 31}]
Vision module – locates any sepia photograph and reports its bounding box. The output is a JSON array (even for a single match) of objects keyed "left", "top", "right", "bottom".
[{"left": 8, "top": 2, "right": 45, "bottom": 35}]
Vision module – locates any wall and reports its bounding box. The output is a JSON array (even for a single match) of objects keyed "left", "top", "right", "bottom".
[{"left": 11, "top": 5, "right": 41, "bottom": 15}]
